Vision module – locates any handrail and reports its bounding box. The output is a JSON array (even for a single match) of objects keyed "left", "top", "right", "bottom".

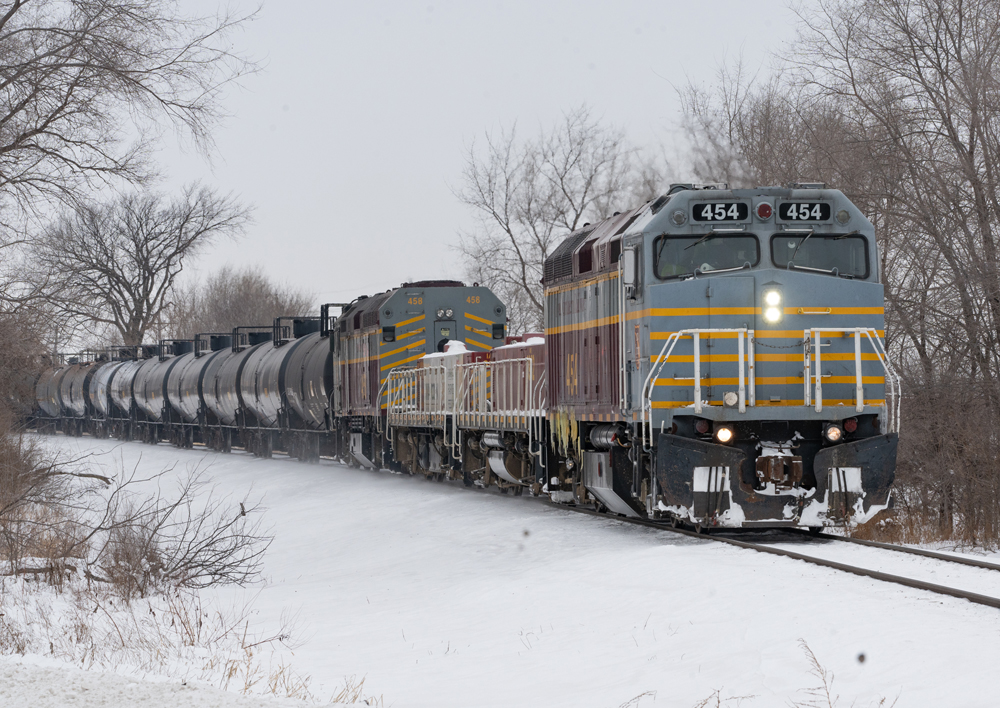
[
  {"left": 619, "top": 257, "right": 628, "bottom": 414},
  {"left": 640, "top": 328, "right": 753, "bottom": 451},
  {"left": 805, "top": 327, "right": 900, "bottom": 433}
]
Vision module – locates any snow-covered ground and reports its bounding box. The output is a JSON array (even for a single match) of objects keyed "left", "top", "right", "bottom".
[
  {"left": 18, "top": 434, "right": 1000, "bottom": 707},
  {"left": 0, "top": 655, "right": 310, "bottom": 708}
]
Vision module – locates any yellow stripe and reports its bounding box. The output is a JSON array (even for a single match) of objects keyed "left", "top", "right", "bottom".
[
  {"left": 655, "top": 375, "right": 885, "bottom": 387},
  {"left": 755, "top": 329, "right": 884, "bottom": 338},
  {"left": 465, "top": 312, "right": 493, "bottom": 326},
  {"left": 397, "top": 326, "right": 425, "bottom": 341},
  {"left": 465, "top": 337, "right": 493, "bottom": 350},
  {"left": 784, "top": 306, "right": 884, "bottom": 315},
  {"left": 545, "top": 308, "right": 886, "bottom": 338},
  {"left": 546, "top": 315, "right": 619, "bottom": 335},
  {"left": 656, "top": 377, "right": 740, "bottom": 386},
  {"left": 755, "top": 376, "right": 885, "bottom": 385},
  {"left": 381, "top": 351, "right": 426, "bottom": 371},
  {"left": 379, "top": 339, "right": 426, "bottom": 359},
  {"left": 651, "top": 331, "right": 739, "bottom": 340},
  {"left": 657, "top": 354, "right": 739, "bottom": 363},
  {"left": 757, "top": 353, "right": 882, "bottom": 362},
  {"left": 464, "top": 324, "right": 491, "bottom": 336},
  {"left": 649, "top": 307, "right": 757, "bottom": 316},
  {"left": 649, "top": 329, "right": 885, "bottom": 340},
  {"left": 345, "top": 355, "right": 379, "bottom": 365},
  {"left": 819, "top": 376, "right": 885, "bottom": 385},
  {"left": 394, "top": 314, "right": 425, "bottom": 328},
  {"left": 651, "top": 399, "right": 886, "bottom": 409},
  {"left": 544, "top": 270, "right": 619, "bottom": 296}
]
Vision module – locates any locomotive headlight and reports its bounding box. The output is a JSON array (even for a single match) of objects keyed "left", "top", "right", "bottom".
[
  {"left": 436, "top": 309, "right": 446, "bottom": 318},
  {"left": 445, "top": 308, "right": 454, "bottom": 318},
  {"left": 824, "top": 424, "right": 844, "bottom": 443},
  {"left": 715, "top": 426, "right": 734, "bottom": 444},
  {"left": 763, "top": 290, "right": 783, "bottom": 323}
]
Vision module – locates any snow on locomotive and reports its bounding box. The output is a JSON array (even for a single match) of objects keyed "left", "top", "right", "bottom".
[{"left": 389, "top": 184, "right": 899, "bottom": 529}]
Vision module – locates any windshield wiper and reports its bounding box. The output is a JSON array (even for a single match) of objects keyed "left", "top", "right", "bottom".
[
  {"left": 788, "top": 263, "right": 836, "bottom": 274},
  {"left": 831, "top": 229, "right": 860, "bottom": 240},
  {"left": 683, "top": 228, "right": 744, "bottom": 251},
  {"left": 683, "top": 232, "right": 719, "bottom": 251},
  {"left": 788, "top": 229, "right": 814, "bottom": 262}
]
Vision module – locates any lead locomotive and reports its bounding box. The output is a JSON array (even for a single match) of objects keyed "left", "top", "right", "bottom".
[{"left": 537, "top": 183, "right": 898, "bottom": 528}]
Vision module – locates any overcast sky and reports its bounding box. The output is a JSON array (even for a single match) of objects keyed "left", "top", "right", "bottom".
[{"left": 158, "top": 0, "right": 801, "bottom": 306}]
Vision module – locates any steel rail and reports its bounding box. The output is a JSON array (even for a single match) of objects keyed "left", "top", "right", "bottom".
[
  {"left": 780, "top": 528, "right": 1000, "bottom": 573},
  {"left": 560, "top": 506, "right": 1000, "bottom": 611}
]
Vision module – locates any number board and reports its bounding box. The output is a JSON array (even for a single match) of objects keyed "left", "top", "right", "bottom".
[
  {"left": 778, "top": 202, "right": 831, "bottom": 221},
  {"left": 691, "top": 202, "right": 749, "bottom": 222}
]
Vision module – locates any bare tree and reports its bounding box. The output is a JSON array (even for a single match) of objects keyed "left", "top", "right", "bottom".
[
  {"left": 456, "top": 106, "right": 664, "bottom": 332},
  {"left": 0, "top": 0, "right": 256, "bottom": 227},
  {"left": 33, "top": 185, "right": 251, "bottom": 346},
  {"left": 0, "top": 438, "right": 270, "bottom": 596},
  {"left": 167, "top": 265, "right": 315, "bottom": 338}
]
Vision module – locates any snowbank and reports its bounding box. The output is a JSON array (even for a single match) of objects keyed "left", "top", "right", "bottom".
[
  {"left": 24, "top": 435, "right": 1000, "bottom": 707},
  {"left": 0, "top": 655, "right": 308, "bottom": 708}
]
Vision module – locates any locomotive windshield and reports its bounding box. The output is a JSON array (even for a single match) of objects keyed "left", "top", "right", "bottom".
[
  {"left": 653, "top": 234, "right": 760, "bottom": 279},
  {"left": 770, "top": 233, "right": 869, "bottom": 278}
]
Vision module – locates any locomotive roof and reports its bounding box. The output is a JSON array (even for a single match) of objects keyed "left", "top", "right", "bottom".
[{"left": 542, "top": 184, "right": 869, "bottom": 287}]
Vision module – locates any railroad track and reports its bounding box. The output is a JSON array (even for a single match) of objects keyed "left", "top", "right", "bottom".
[{"left": 563, "top": 506, "right": 1000, "bottom": 610}]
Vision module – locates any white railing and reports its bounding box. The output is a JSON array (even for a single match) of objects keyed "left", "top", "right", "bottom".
[
  {"left": 386, "top": 357, "right": 548, "bottom": 461},
  {"left": 805, "top": 327, "right": 900, "bottom": 433},
  {"left": 640, "top": 326, "right": 900, "bottom": 450},
  {"left": 386, "top": 365, "right": 449, "bottom": 428},
  {"left": 640, "top": 328, "right": 755, "bottom": 451}
]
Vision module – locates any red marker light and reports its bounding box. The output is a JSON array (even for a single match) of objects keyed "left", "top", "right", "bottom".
[
  {"left": 756, "top": 202, "right": 773, "bottom": 219},
  {"left": 695, "top": 419, "right": 710, "bottom": 434},
  {"left": 843, "top": 417, "right": 858, "bottom": 433}
]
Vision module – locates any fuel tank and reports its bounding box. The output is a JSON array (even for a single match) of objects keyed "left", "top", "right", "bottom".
[
  {"left": 35, "top": 365, "right": 71, "bottom": 418},
  {"left": 134, "top": 343, "right": 193, "bottom": 422},
  {"left": 166, "top": 339, "right": 231, "bottom": 423},
  {"left": 239, "top": 341, "right": 286, "bottom": 428},
  {"left": 59, "top": 362, "right": 99, "bottom": 417},
  {"left": 242, "top": 321, "right": 325, "bottom": 429},
  {"left": 89, "top": 361, "right": 126, "bottom": 418},
  {"left": 109, "top": 360, "right": 143, "bottom": 416},
  {"left": 284, "top": 332, "right": 332, "bottom": 430},
  {"left": 205, "top": 332, "right": 272, "bottom": 426}
]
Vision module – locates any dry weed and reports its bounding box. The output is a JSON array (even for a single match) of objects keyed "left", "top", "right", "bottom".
[{"left": 331, "top": 675, "right": 385, "bottom": 706}]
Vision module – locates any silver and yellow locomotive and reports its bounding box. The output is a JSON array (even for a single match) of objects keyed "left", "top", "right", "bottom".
[{"left": 544, "top": 184, "right": 898, "bottom": 528}]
